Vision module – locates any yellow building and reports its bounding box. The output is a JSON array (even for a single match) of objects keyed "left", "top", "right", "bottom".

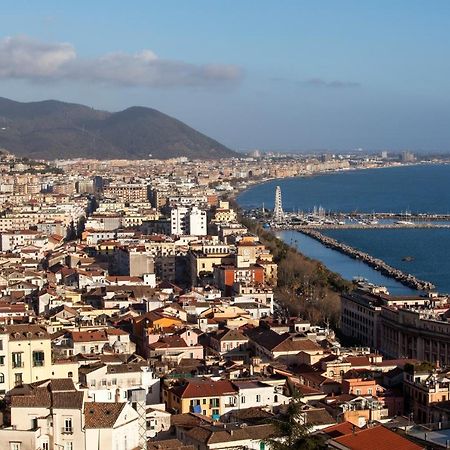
[
  {"left": 165, "top": 379, "right": 238, "bottom": 419},
  {"left": 0, "top": 324, "right": 79, "bottom": 394}
]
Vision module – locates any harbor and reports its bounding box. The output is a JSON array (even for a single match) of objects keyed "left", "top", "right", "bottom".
[{"left": 245, "top": 184, "right": 445, "bottom": 292}]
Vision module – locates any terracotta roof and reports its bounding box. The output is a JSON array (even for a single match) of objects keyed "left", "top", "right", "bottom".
[
  {"left": 322, "top": 421, "right": 360, "bottom": 438},
  {"left": 304, "top": 408, "right": 335, "bottom": 426},
  {"left": 273, "top": 337, "right": 322, "bottom": 353},
  {"left": 185, "top": 423, "right": 275, "bottom": 445},
  {"left": 171, "top": 379, "right": 238, "bottom": 399},
  {"left": 150, "top": 335, "right": 189, "bottom": 350},
  {"left": 50, "top": 378, "right": 77, "bottom": 392},
  {"left": 214, "top": 328, "right": 247, "bottom": 342},
  {"left": 71, "top": 330, "right": 108, "bottom": 342},
  {"left": 11, "top": 379, "right": 83, "bottom": 409},
  {"left": 331, "top": 425, "right": 423, "bottom": 450},
  {"left": 84, "top": 402, "right": 126, "bottom": 428},
  {"left": 107, "top": 363, "right": 147, "bottom": 374},
  {"left": 1, "top": 324, "right": 49, "bottom": 340},
  {"left": 170, "top": 412, "right": 214, "bottom": 428},
  {"left": 344, "top": 356, "right": 371, "bottom": 366},
  {"left": 53, "top": 391, "right": 84, "bottom": 409},
  {"left": 147, "top": 439, "right": 194, "bottom": 450}
]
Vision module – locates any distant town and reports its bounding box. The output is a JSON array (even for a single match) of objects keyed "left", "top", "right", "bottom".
[{"left": 0, "top": 148, "right": 449, "bottom": 449}]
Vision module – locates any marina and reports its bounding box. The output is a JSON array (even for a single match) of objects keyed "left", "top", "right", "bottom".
[{"left": 242, "top": 180, "right": 450, "bottom": 293}]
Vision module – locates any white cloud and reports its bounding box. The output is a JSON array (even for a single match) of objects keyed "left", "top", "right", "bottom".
[
  {"left": 0, "top": 35, "right": 76, "bottom": 78},
  {"left": 0, "top": 35, "right": 242, "bottom": 87}
]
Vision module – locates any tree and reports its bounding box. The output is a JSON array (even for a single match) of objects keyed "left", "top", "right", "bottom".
[
  {"left": 66, "top": 220, "right": 77, "bottom": 241},
  {"left": 264, "top": 390, "right": 326, "bottom": 450}
]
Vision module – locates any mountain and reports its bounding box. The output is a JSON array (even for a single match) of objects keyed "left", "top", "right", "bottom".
[{"left": 0, "top": 97, "right": 237, "bottom": 160}]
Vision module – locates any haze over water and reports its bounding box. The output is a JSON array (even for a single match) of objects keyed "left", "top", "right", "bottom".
[{"left": 238, "top": 164, "right": 450, "bottom": 294}]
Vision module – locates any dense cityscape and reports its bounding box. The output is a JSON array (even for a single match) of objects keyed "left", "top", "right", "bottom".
[
  {"left": 2, "top": 1, "right": 450, "bottom": 449},
  {"left": 0, "top": 149, "right": 447, "bottom": 449}
]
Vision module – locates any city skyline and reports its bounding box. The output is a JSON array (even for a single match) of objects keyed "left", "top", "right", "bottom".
[{"left": 1, "top": 1, "right": 450, "bottom": 152}]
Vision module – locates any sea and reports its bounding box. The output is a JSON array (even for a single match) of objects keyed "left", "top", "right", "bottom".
[{"left": 237, "top": 164, "right": 450, "bottom": 295}]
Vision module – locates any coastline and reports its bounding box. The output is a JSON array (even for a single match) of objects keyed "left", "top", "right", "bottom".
[
  {"left": 233, "top": 162, "right": 447, "bottom": 294},
  {"left": 297, "top": 228, "right": 434, "bottom": 291},
  {"left": 232, "top": 160, "right": 436, "bottom": 203}
]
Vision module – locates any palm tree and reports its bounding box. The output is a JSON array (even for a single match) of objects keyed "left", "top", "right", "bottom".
[{"left": 264, "top": 390, "right": 325, "bottom": 450}]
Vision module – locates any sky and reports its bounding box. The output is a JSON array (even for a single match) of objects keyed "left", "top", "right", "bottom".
[{"left": 1, "top": 0, "right": 450, "bottom": 153}]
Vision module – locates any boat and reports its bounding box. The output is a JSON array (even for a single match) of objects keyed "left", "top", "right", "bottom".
[{"left": 402, "top": 256, "right": 414, "bottom": 262}]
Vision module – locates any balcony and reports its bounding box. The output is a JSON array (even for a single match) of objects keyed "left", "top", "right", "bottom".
[
  {"left": 61, "top": 427, "right": 73, "bottom": 434},
  {"left": 12, "top": 362, "right": 24, "bottom": 368},
  {"left": 33, "top": 361, "right": 44, "bottom": 367}
]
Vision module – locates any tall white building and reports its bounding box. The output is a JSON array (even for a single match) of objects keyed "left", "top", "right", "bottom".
[
  {"left": 188, "top": 206, "right": 207, "bottom": 236},
  {"left": 171, "top": 207, "right": 189, "bottom": 235},
  {"left": 171, "top": 206, "right": 207, "bottom": 236}
]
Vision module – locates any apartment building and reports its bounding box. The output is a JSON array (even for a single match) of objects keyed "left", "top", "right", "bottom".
[
  {"left": 0, "top": 378, "right": 141, "bottom": 450},
  {"left": 165, "top": 379, "right": 238, "bottom": 419},
  {"left": 80, "top": 363, "right": 160, "bottom": 404},
  {"left": 0, "top": 325, "right": 78, "bottom": 394},
  {"left": 170, "top": 207, "right": 207, "bottom": 236}
]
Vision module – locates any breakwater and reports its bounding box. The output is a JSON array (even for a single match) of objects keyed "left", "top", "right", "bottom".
[{"left": 297, "top": 228, "right": 435, "bottom": 291}]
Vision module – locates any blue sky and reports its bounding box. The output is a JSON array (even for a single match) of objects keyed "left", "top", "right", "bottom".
[{"left": 1, "top": 0, "right": 450, "bottom": 152}]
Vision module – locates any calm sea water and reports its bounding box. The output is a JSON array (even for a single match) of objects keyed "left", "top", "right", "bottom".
[
  {"left": 238, "top": 164, "right": 450, "bottom": 294},
  {"left": 238, "top": 164, "right": 450, "bottom": 213}
]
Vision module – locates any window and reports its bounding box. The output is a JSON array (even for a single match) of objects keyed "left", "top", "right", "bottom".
[
  {"left": 90, "top": 380, "right": 96, "bottom": 387},
  {"left": 14, "top": 373, "right": 22, "bottom": 386},
  {"left": 12, "top": 352, "right": 23, "bottom": 368},
  {"left": 0, "top": 373, "right": 4, "bottom": 384},
  {"left": 32, "top": 351, "right": 45, "bottom": 367},
  {"left": 368, "top": 388, "right": 373, "bottom": 395},
  {"left": 256, "top": 394, "right": 261, "bottom": 403},
  {"left": 68, "top": 372, "right": 73, "bottom": 378},
  {"left": 64, "top": 443, "right": 73, "bottom": 450},
  {"left": 241, "top": 396, "right": 245, "bottom": 404},
  {"left": 356, "top": 389, "right": 361, "bottom": 396},
  {"left": 0, "top": 356, "right": 4, "bottom": 365},
  {"left": 63, "top": 418, "right": 73, "bottom": 434},
  {"left": 42, "top": 443, "right": 49, "bottom": 450}
]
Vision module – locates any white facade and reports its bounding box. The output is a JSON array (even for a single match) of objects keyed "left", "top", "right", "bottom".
[
  {"left": 234, "top": 381, "right": 289, "bottom": 410},
  {"left": 84, "top": 364, "right": 161, "bottom": 405},
  {"left": 171, "top": 206, "right": 207, "bottom": 236},
  {"left": 188, "top": 206, "right": 207, "bottom": 236}
]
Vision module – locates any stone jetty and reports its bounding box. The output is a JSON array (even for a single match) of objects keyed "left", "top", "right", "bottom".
[{"left": 298, "top": 228, "right": 435, "bottom": 291}]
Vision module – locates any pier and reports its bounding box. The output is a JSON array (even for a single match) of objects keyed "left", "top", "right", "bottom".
[{"left": 296, "top": 228, "right": 435, "bottom": 291}]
